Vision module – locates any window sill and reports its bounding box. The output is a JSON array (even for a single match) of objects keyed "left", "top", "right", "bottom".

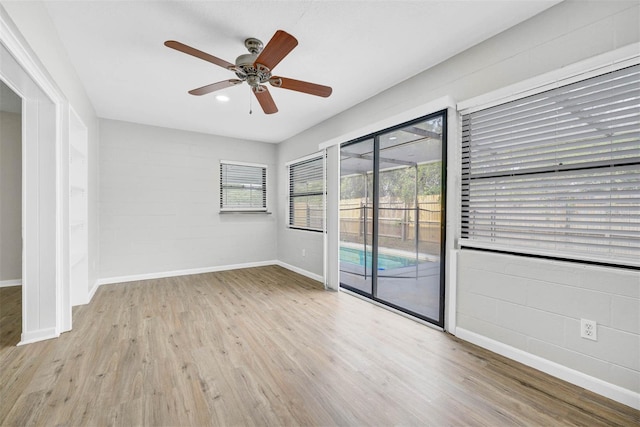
[
  {"left": 287, "top": 226, "right": 323, "bottom": 233},
  {"left": 457, "top": 239, "right": 639, "bottom": 270},
  {"left": 219, "top": 210, "right": 272, "bottom": 214}
]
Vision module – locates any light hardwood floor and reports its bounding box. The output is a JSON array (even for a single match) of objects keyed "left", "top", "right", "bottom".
[{"left": 1, "top": 266, "right": 638, "bottom": 426}]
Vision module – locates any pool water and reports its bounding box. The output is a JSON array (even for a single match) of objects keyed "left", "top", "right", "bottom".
[{"left": 340, "top": 246, "right": 417, "bottom": 270}]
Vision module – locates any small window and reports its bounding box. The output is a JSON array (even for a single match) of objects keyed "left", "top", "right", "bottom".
[
  {"left": 288, "top": 153, "right": 324, "bottom": 231},
  {"left": 220, "top": 161, "right": 267, "bottom": 212}
]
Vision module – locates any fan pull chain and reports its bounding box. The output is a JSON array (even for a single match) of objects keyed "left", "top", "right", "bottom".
[{"left": 249, "top": 87, "right": 253, "bottom": 115}]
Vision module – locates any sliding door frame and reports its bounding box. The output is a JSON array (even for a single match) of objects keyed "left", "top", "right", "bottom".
[{"left": 339, "top": 110, "right": 448, "bottom": 327}]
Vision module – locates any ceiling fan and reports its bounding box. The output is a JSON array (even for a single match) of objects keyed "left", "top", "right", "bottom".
[{"left": 165, "top": 30, "right": 332, "bottom": 114}]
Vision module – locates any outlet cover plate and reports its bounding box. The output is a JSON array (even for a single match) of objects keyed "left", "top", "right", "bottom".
[{"left": 580, "top": 318, "right": 597, "bottom": 341}]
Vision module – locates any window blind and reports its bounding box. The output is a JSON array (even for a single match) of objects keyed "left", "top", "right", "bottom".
[
  {"left": 220, "top": 161, "right": 267, "bottom": 211},
  {"left": 288, "top": 154, "right": 324, "bottom": 231},
  {"left": 461, "top": 64, "right": 640, "bottom": 266}
]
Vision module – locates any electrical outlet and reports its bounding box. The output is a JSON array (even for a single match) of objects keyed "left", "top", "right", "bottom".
[
  {"left": 302, "top": 248, "right": 306, "bottom": 257},
  {"left": 580, "top": 318, "right": 597, "bottom": 341}
]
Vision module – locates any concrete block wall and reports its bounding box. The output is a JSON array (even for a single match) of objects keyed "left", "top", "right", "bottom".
[
  {"left": 99, "top": 119, "right": 278, "bottom": 280},
  {"left": 457, "top": 250, "right": 640, "bottom": 396}
]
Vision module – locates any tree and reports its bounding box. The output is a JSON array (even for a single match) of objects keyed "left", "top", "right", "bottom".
[{"left": 341, "top": 161, "right": 442, "bottom": 204}]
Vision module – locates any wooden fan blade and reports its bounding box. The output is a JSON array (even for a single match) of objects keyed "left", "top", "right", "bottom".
[
  {"left": 189, "top": 79, "right": 242, "bottom": 96},
  {"left": 165, "top": 40, "right": 235, "bottom": 70},
  {"left": 270, "top": 77, "right": 332, "bottom": 97},
  {"left": 254, "top": 30, "right": 298, "bottom": 70},
  {"left": 253, "top": 86, "right": 278, "bottom": 114}
]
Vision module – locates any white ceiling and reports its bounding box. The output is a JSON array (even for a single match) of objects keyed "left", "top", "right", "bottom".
[{"left": 42, "top": 1, "right": 560, "bottom": 143}]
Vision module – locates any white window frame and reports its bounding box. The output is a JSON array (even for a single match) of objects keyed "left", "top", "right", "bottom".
[
  {"left": 219, "top": 160, "right": 268, "bottom": 212},
  {"left": 458, "top": 46, "right": 640, "bottom": 268},
  {"left": 286, "top": 152, "right": 325, "bottom": 232}
]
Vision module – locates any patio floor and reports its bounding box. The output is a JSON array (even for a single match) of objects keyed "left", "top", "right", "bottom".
[{"left": 339, "top": 260, "right": 441, "bottom": 321}]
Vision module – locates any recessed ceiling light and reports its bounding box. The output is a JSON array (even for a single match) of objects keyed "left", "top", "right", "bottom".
[
  {"left": 216, "top": 95, "right": 230, "bottom": 102},
  {"left": 389, "top": 136, "right": 397, "bottom": 140}
]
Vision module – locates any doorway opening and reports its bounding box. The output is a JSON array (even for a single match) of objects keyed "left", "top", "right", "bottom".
[
  {"left": 339, "top": 110, "right": 446, "bottom": 326},
  {"left": 0, "top": 81, "right": 22, "bottom": 346},
  {"left": 1, "top": 14, "right": 69, "bottom": 343}
]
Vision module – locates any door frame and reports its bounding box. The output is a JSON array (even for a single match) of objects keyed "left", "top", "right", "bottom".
[
  {"left": 0, "top": 6, "right": 71, "bottom": 343},
  {"left": 338, "top": 110, "right": 448, "bottom": 327},
  {"left": 321, "top": 96, "right": 459, "bottom": 333}
]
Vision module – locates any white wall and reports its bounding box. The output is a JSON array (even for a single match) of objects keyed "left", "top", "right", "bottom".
[
  {"left": 277, "top": 0, "right": 640, "bottom": 279},
  {"left": 457, "top": 250, "right": 640, "bottom": 401},
  {"left": 276, "top": 143, "right": 325, "bottom": 278},
  {"left": 276, "top": 0, "right": 640, "bottom": 406},
  {"left": 99, "top": 119, "right": 278, "bottom": 281},
  {"left": 2, "top": 1, "right": 101, "bottom": 291},
  {"left": 0, "top": 111, "right": 21, "bottom": 282}
]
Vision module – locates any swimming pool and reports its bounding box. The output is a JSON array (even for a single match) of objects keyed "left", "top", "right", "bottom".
[{"left": 340, "top": 246, "right": 417, "bottom": 270}]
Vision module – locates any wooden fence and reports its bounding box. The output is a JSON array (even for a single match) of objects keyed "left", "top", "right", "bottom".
[{"left": 339, "top": 195, "right": 442, "bottom": 245}]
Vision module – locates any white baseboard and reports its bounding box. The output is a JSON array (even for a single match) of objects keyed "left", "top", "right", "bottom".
[
  {"left": 96, "top": 260, "right": 280, "bottom": 286},
  {"left": 19, "top": 327, "right": 58, "bottom": 346},
  {"left": 87, "top": 280, "right": 99, "bottom": 301},
  {"left": 275, "top": 261, "right": 323, "bottom": 283},
  {"left": 0, "top": 279, "right": 21, "bottom": 288},
  {"left": 72, "top": 279, "right": 100, "bottom": 307},
  {"left": 455, "top": 327, "right": 640, "bottom": 410},
  {"left": 15, "top": 262, "right": 319, "bottom": 345}
]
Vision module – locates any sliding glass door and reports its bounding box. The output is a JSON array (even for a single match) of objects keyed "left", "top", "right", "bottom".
[
  {"left": 339, "top": 111, "right": 446, "bottom": 326},
  {"left": 339, "top": 138, "right": 374, "bottom": 295}
]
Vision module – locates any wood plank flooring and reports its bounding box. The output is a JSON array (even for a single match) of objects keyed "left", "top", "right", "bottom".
[{"left": 1, "top": 265, "right": 638, "bottom": 426}]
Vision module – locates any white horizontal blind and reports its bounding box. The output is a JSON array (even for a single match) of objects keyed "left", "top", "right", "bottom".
[
  {"left": 461, "top": 64, "right": 640, "bottom": 266},
  {"left": 289, "top": 154, "right": 324, "bottom": 231},
  {"left": 220, "top": 162, "right": 267, "bottom": 211}
]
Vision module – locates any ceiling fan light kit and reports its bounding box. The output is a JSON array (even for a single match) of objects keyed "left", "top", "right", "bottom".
[{"left": 165, "top": 30, "right": 332, "bottom": 115}]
